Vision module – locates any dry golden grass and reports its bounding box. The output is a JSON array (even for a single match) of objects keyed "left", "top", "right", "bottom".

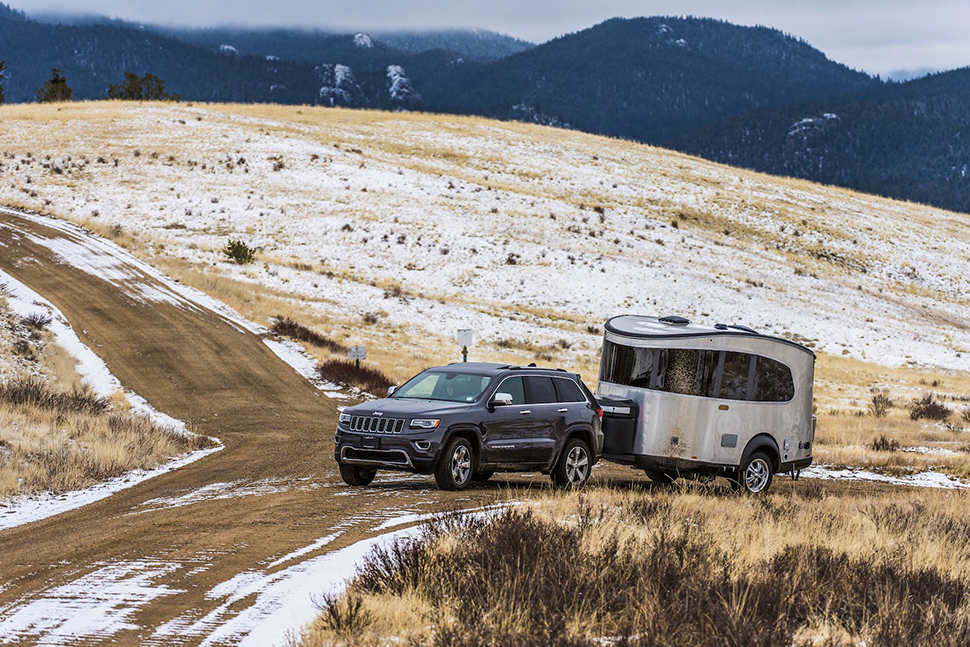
[
  {"left": 0, "top": 398, "right": 210, "bottom": 497},
  {"left": 301, "top": 485, "right": 970, "bottom": 646}
]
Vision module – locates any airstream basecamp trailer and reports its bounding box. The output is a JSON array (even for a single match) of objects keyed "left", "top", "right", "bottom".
[{"left": 597, "top": 315, "right": 816, "bottom": 493}]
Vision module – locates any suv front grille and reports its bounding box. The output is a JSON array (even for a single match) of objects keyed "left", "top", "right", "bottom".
[{"left": 347, "top": 415, "right": 405, "bottom": 434}]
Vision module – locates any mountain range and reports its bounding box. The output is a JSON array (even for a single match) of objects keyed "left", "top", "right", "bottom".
[{"left": 1, "top": 3, "right": 969, "bottom": 214}]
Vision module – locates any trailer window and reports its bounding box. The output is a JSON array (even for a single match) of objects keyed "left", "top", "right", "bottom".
[
  {"left": 599, "top": 341, "right": 656, "bottom": 388},
  {"left": 718, "top": 352, "right": 753, "bottom": 401},
  {"left": 656, "top": 349, "right": 717, "bottom": 397},
  {"left": 754, "top": 357, "right": 795, "bottom": 402}
]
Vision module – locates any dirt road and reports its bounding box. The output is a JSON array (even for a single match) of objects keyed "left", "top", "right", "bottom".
[{"left": 0, "top": 210, "right": 512, "bottom": 644}]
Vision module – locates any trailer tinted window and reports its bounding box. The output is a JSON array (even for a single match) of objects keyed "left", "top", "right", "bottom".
[
  {"left": 656, "top": 349, "right": 717, "bottom": 397},
  {"left": 718, "top": 352, "right": 753, "bottom": 401},
  {"left": 599, "top": 341, "right": 656, "bottom": 388},
  {"left": 754, "top": 357, "right": 795, "bottom": 402}
]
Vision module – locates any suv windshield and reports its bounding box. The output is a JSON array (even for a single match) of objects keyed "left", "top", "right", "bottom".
[{"left": 391, "top": 371, "right": 493, "bottom": 403}]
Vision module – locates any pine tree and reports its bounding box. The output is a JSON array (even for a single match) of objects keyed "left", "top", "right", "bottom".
[
  {"left": 107, "top": 71, "right": 179, "bottom": 101},
  {"left": 0, "top": 60, "right": 6, "bottom": 105},
  {"left": 37, "top": 68, "right": 73, "bottom": 103}
]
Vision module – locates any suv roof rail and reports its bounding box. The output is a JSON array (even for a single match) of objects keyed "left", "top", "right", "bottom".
[{"left": 508, "top": 365, "right": 568, "bottom": 372}]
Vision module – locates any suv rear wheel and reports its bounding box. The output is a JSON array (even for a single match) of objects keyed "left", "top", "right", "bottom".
[
  {"left": 339, "top": 464, "right": 377, "bottom": 486},
  {"left": 435, "top": 437, "right": 474, "bottom": 491},
  {"left": 551, "top": 438, "right": 592, "bottom": 489}
]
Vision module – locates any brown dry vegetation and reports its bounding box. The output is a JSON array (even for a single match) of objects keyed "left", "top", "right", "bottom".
[
  {"left": 0, "top": 299, "right": 213, "bottom": 498},
  {"left": 300, "top": 486, "right": 970, "bottom": 647}
]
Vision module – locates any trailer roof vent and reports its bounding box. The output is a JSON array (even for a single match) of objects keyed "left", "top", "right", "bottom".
[
  {"left": 659, "top": 315, "right": 691, "bottom": 326},
  {"left": 728, "top": 324, "right": 758, "bottom": 334},
  {"left": 714, "top": 323, "right": 729, "bottom": 330}
]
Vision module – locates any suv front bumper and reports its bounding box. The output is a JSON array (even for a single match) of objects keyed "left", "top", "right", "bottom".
[{"left": 335, "top": 430, "right": 438, "bottom": 472}]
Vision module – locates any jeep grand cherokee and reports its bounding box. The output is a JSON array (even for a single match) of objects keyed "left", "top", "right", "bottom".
[{"left": 334, "top": 363, "right": 603, "bottom": 490}]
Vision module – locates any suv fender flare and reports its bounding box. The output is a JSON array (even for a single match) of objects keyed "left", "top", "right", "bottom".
[
  {"left": 441, "top": 425, "right": 483, "bottom": 467},
  {"left": 740, "top": 434, "right": 780, "bottom": 473},
  {"left": 553, "top": 425, "right": 596, "bottom": 467}
]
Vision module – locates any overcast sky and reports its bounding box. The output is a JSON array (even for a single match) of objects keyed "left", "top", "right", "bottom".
[{"left": 11, "top": 0, "right": 970, "bottom": 77}]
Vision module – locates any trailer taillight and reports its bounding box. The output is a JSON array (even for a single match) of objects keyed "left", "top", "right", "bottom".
[{"left": 596, "top": 407, "right": 603, "bottom": 420}]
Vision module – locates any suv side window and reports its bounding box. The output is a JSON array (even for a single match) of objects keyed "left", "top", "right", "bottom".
[
  {"left": 526, "top": 376, "right": 557, "bottom": 404},
  {"left": 553, "top": 377, "right": 586, "bottom": 402},
  {"left": 498, "top": 376, "right": 526, "bottom": 405}
]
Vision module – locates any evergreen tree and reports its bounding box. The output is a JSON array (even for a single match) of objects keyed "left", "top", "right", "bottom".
[
  {"left": 37, "top": 68, "right": 73, "bottom": 103},
  {"left": 107, "top": 71, "right": 179, "bottom": 101},
  {"left": 0, "top": 60, "right": 6, "bottom": 104}
]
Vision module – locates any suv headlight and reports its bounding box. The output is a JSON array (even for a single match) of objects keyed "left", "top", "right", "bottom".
[
  {"left": 338, "top": 413, "right": 352, "bottom": 425},
  {"left": 410, "top": 418, "right": 440, "bottom": 430}
]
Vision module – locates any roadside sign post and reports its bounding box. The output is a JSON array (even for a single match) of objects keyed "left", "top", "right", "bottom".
[
  {"left": 348, "top": 345, "right": 367, "bottom": 369},
  {"left": 456, "top": 329, "right": 474, "bottom": 363}
]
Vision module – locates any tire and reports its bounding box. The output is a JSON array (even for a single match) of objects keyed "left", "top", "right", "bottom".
[
  {"left": 644, "top": 469, "right": 677, "bottom": 485},
  {"left": 435, "top": 437, "right": 474, "bottom": 491},
  {"left": 339, "top": 464, "right": 377, "bottom": 486},
  {"left": 471, "top": 471, "right": 494, "bottom": 482},
  {"left": 731, "top": 451, "right": 774, "bottom": 494},
  {"left": 551, "top": 438, "right": 592, "bottom": 489}
]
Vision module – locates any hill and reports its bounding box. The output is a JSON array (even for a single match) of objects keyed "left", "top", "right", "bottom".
[
  {"left": 0, "top": 102, "right": 966, "bottom": 385},
  {"left": 419, "top": 17, "right": 878, "bottom": 141},
  {"left": 673, "top": 67, "right": 970, "bottom": 213},
  {"left": 2, "top": 5, "right": 969, "bottom": 211}
]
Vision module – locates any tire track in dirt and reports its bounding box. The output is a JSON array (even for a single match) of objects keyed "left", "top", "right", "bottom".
[{"left": 0, "top": 210, "right": 503, "bottom": 645}]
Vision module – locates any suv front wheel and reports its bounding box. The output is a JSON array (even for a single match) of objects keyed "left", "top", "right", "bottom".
[
  {"left": 551, "top": 438, "right": 592, "bottom": 489},
  {"left": 435, "top": 437, "right": 474, "bottom": 491},
  {"left": 339, "top": 464, "right": 377, "bottom": 486}
]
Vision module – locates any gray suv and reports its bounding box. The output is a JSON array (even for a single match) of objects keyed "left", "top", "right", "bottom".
[{"left": 334, "top": 363, "right": 603, "bottom": 490}]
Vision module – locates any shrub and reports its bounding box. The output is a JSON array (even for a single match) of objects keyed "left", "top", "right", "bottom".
[
  {"left": 0, "top": 377, "right": 108, "bottom": 415},
  {"left": 870, "top": 435, "right": 900, "bottom": 452},
  {"left": 20, "top": 312, "right": 53, "bottom": 330},
  {"left": 909, "top": 393, "right": 952, "bottom": 421},
  {"left": 869, "top": 392, "right": 893, "bottom": 417},
  {"left": 223, "top": 239, "right": 255, "bottom": 264},
  {"left": 317, "top": 359, "right": 393, "bottom": 395},
  {"left": 271, "top": 316, "right": 346, "bottom": 353},
  {"left": 962, "top": 407, "right": 970, "bottom": 424},
  {"left": 345, "top": 505, "right": 970, "bottom": 647}
]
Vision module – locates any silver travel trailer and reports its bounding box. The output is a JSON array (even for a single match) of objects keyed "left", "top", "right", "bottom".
[{"left": 596, "top": 315, "right": 816, "bottom": 493}]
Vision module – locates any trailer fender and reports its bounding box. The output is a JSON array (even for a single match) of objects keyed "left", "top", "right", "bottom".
[{"left": 740, "top": 434, "right": 780, "bottom": 472}]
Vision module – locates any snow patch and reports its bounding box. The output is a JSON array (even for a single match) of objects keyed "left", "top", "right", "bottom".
[
  {"left": 0, "top": 560, "right": 185, "bottom": 643},
  {"left": 803, "top": 464, "right": 970, "bottom": 490}
]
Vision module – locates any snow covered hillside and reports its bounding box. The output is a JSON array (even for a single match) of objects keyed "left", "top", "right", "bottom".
[{"left": 0, "top": 102, "right": 967, "bottom": 381}]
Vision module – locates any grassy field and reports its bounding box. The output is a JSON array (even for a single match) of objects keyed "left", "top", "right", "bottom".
[{"left": 299, "top": 485, "right": 970, "bottom": 647}]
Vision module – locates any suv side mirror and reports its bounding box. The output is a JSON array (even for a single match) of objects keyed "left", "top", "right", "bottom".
[
  {"left": 387, "top": 385, "right": 398, "bottom": 396},
  {"left": 491, "top": 392, "right": 514, "bottom": 407}
]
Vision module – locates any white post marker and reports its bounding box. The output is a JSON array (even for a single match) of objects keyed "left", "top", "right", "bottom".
[
  {"left": 456, "top": 329, "right": 474, "bottom": 363},
  {"left": 348, "top": 345, "right": 367, "bottom": 368}
]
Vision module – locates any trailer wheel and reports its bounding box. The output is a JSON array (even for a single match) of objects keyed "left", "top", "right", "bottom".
[
  {"left": 551, "top": 438, "right": 592, "bottom": 489},
  {"left": 339, "top": 464, "right": 377, "bottom": 486},
  {"left": 644, "top": 469, "right": 677, "bottom": 485},
  {"left": 435, "top": 437, "right": 474, "bottom": 491},
  {"left": 731, "top": 452, "right": 773, "bottom": 494}
]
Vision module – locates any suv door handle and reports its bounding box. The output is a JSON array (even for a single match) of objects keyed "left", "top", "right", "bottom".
[
  {"left": 519, "top": 410, "right": 532, "bottom": 415},
  {"left": 557, "top": 408, "right": 568, "bottom": 413}
]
